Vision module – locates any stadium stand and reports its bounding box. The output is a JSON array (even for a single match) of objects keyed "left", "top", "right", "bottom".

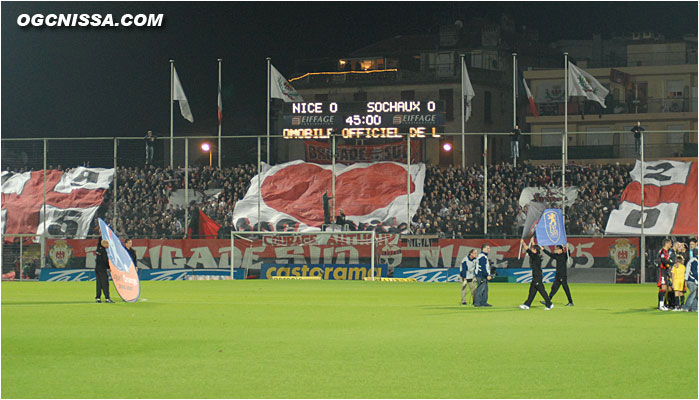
[{"left": 96, "top": 161, "right": 633, "bottom": 239}]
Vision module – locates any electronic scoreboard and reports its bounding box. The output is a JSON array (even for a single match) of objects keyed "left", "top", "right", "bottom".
[{"left": 280, "top": 100, "right": 445, "bottom": 139}]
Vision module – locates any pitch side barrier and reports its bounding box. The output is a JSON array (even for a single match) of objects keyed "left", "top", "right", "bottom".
[
  {"left": 232, "top": 231, "right": 378, "bottom": 280},
  {"left": 35, "top": 235, "right": 654, "bottom": 283}
]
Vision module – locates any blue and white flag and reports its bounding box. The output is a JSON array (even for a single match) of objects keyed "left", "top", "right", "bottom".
[
  {"left": 98, "top": 218, "right": 140, "bottom": 302},
  {"left": 535, "top": 209, "right": 567, "bottom": 246}
]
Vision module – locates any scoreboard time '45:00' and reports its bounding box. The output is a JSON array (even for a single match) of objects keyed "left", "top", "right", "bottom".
[{"left": 280, "top": 101, "right": 445, "bottom": 139}]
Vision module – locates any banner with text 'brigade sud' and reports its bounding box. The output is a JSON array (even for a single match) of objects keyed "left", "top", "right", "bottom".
[
  {"left": 45, "top": 237, "right": 640, "bottom": 281},
  {"left": 232, "top": 160, "right": 425, "bottom": 233},
  {"left": 605, "top": 160, "right": 697, "bottom": 235},
  {"left": 305, "top": 140, "right": 422, "bottom": 164}
]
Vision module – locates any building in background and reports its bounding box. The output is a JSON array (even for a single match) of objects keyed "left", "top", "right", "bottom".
[
  {"left": 273, "top": 15, "right": 561, "bottom": 167},
  {"left": 524, "top": 33, "right": 697, "bottom": 162}
]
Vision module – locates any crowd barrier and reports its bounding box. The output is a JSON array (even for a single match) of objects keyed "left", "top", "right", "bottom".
[{"left": 32, "top": 236, "right": 641, "bottom": 283}]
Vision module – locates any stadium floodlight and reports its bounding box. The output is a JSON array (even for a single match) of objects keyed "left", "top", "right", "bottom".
[
  {"left": 230, "top": 230, "right": 381, "bottom": 281},
  {"left": 201, "top": 142, "right": 212, "bottom": 166}
]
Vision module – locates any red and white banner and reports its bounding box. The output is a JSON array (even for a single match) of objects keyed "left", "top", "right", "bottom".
[
  {"left": 518, "top": 186, "right": 578, "bottom": 208},
  {"left": 606, "top": 160, "right": 697, "bottom": 235},
  {"left": 1, "top": 168, "right": 113, "bottom": 240},
  {"left": 305, "top": 140, "right": 422, "bottom": 164},
  {"left": 232, "top": 161, "right": 425, "bottom": 233}
]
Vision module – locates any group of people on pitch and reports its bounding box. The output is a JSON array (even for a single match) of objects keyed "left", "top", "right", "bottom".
[
  {"left": 458, "top": 240, "right": 573, "bottom": 309},
  {"left": 657, "top": 238, "right": 697, "bottom": 312}
]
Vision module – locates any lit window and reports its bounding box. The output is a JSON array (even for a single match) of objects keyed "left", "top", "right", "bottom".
[{"left": 667, "top": 80, "right": 683, "bottom": 97}]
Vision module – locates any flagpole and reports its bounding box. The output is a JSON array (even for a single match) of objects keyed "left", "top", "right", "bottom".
[
  {"left": 257, "top": 136, "right": 261, "bottom": 228},
  {"left": 563, "top": 53, "right": 568, "bottom": 224},
  {"left": 170, "top": 60, "right": 174, "bottom": 169},
  {"left": 514, "top": 53, "right": 522, "bottom": 257},
  {"left": 218, "top": 58, "right": 222, "bottom": 168},
  {"left": 184, "top": 139, "right": 189, "bottom": 237},
  {"left": 266, "top": 57, "right": 271, "bottom": 165},
  {"left": 513, "top": 53, "right": 517, "bottom": 167},
  {"left": 460, "top": 54, "right": 465, "bottom": 169},
  {"left": 43, "top": 138, "right": 47, "bottom": 240},
  {"left": 407, "top": 133, "right": 411, "bottom": 231},
  {"left": 332, "top": 133, "right": 336, "bottom": 229},
  {"left": 477, "top": 56, "right": 486, "bottom": 235},
  {"left": 113, "top": 138, "right": 118, "bottom": 224},
  {"left": 640, "top": 128, "right": 646, "bottom": 283},
  {"left": 484, "top": 133, "right": 488, "bottom": 236}
]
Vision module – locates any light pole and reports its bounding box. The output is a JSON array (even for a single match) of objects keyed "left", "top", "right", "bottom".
[{"left": 201, "top": 142, "right": 212, "bottom": 167}]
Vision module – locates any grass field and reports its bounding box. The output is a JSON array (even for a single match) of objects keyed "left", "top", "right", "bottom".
[{"left": 2, "top": 280, "right": 697, "bottom": 399}]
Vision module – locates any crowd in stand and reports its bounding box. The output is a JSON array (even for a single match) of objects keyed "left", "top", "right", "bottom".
[
  {"left": 411, "top": 162, "right": 633, "bottom": 237},
  {"left": 96, "top": 161, "right": 633, "bottom": 239},
  {"left": 102, "top": 164, "right": 256, "bottom": 239}
]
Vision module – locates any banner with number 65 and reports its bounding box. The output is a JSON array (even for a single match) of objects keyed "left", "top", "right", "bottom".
[{"left": 37, "top": 205, "right": 99, "bottom": 239}]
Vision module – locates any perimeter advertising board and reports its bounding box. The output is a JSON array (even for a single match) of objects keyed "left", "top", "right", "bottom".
[{"left": 46, "top": 237, "right": 639, "bottom": 282}]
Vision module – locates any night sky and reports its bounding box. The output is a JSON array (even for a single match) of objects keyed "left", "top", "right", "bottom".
[{"left": 1, "top": 2, "right": 697, "bottom": 140}]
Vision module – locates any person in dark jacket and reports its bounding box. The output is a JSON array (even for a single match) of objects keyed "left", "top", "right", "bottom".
[
  {"left": 144, "top": 130, "right": 156, "bottom": 165},
  {"left": 542, "top": 244, "right": 574, "bottom": 306},
  {"left": 510, "top": 125, "right": 521, "bottom": 160},
  {"left": 95, "top": 238, "right": 114, "bottom": 303},
  {"left": 520, "top": 239, "right": 553, "bottom": 310},
  {"left": 124, "top": 238, "right": 137, "bottom": 267},
  {"left": 630, "top": 121, "right": 644, "bottom": 155},
  {"left": 321, "top": 190, "right": 333, "bottom": 231}
]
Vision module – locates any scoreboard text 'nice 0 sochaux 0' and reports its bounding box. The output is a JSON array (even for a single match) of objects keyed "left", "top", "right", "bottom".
[{"left": 281, "top": 100, "right": 446, "bottom": 139}]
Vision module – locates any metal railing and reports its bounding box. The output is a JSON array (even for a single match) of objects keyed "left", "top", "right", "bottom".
[{"left": 529, "top": 98, "right": 698, "bottom": 117}]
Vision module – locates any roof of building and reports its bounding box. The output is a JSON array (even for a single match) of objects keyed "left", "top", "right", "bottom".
[{"left": 349, "top": 35, "right": 438, "bottom": 57}]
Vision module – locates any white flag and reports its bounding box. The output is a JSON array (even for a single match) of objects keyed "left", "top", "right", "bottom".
[
  {"left": 568, "top": 62, "right": 609, "bottom": 108},
  {"left": 461, "top": 59, "right": 475, "bottom": 122},
  {"left": 53, "top": 167, "right": 114, "bottom": 193},
  {"left": 1, "top": 171, "right": 31, "bottom": 195},
  {"left": 173, "top": 66, "right": 194, "bottom": 122},
  {"left": 270, "top": 64, "right": 304, "bottom": 102}
]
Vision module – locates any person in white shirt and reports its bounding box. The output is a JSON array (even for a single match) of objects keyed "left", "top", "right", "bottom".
[
  {"left": 474, "top": 244, "right": 493, "bottom": 307},
  {"left": 459, "top": 249, "right": 478, "bottom": 305}
]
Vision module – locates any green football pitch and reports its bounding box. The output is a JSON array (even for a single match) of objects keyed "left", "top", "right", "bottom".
[{"left": 2, "top": 280, "right": 697, "bottom": 399}]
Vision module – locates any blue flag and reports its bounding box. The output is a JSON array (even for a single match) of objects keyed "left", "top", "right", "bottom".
[{"left": 535, "top": 209, "right": 567, "bottom": 246}]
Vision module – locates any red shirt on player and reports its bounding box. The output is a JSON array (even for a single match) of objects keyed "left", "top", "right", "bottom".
[{"left": 659, "top": 248, "right": 675, "bottom": 270}]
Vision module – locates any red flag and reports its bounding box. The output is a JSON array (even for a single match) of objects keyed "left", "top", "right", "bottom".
[
  {"left": 519, "top": 67, "right": 539, "bottom": 118},
  {"left": 199, "top": 209, "right": 221, "bottom": 238}
]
